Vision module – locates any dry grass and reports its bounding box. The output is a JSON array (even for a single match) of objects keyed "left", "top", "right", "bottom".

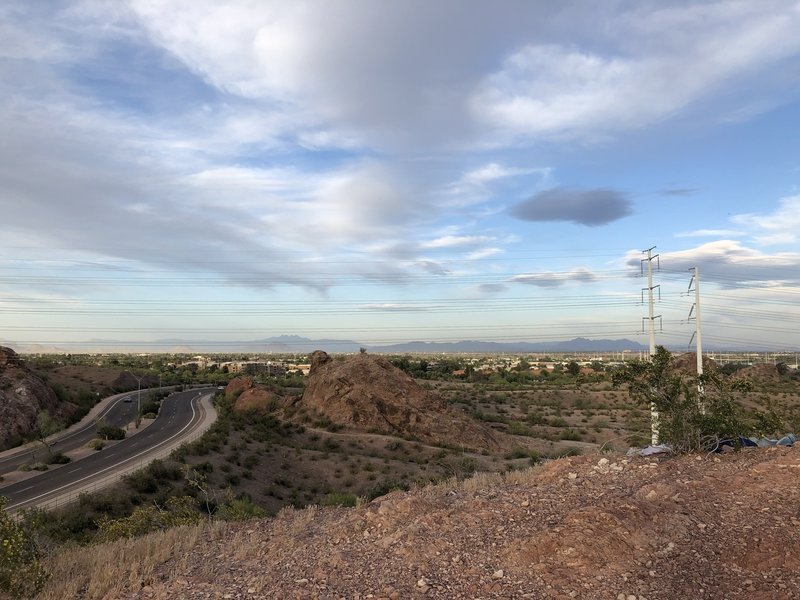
[{"left": 36, "top": 521, "right": 230, "bottom": 600}]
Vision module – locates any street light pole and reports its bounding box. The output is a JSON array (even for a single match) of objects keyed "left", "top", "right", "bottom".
[{"left": 123, "top": 370, "right": 144, "bottom": 427}]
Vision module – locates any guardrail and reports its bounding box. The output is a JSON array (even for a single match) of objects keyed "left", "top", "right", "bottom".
[{"left": 14, "top": 395, "right": 217, "bottom": 514}]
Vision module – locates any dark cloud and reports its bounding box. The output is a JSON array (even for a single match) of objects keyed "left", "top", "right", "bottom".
[
  {"left": 659, "top": 188, "right": 697, "bottom": 196},
  {"left": 477, "top": 283, "right": 508, "bottom": 294},
  {"left": 416, "top": 261, "right": 451, "bottom": 276},
  {"left": 510, "top": 187, "right": 632, "bottom": 226},
  {"left": 510, "top": 268, "right": 597, "bottom": 287}
]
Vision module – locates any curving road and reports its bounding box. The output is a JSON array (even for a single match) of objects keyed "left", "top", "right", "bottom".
[
  {"left": 0, "top": 388, "right": 217, "bottom": 513},
  {"left": 0, "top": 391, "right": 145, "bottom": 475}
]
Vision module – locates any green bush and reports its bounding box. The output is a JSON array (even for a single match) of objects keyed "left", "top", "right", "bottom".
[{"left": 612, "top": 346, "right": 784, "bottom": 452}]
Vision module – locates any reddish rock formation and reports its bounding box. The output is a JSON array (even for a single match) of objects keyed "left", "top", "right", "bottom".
[
  {"left": 673, "top": 352, "right": 718, "bottom": 374},
  {"left": 0, "top": 346, "right": 62, "bottom": 449},
  {"left": 224, "top": 377, "right": 280, "bottom": 413},
  {"left": 300, "top": 350, "right": 501, "bottom": 452},
  {"left": 731, "top": 363, "right": 782, "bottom": 382}
]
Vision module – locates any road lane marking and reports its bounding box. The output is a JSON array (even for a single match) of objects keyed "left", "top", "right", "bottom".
[{"left": 8, "top": 395, "right": 203, "bottom": 511}]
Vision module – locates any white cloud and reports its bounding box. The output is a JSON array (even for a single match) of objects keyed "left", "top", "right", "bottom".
[
  {"left": 463, "top": 163, "right": 544, "bottom": 185},
  {"left": 473, "top": 2, "right": 800, "bottom": 141},
  {"left": 359, "top": 303, "right": 431, "bottom": 312},
  {"left": 675, "top": 229, "right": 745, "bottom": 238},
  {"left": 732, "top": 194, "right": 800, "bottom": 245},
  {"left": 626, "top": 240, "right": 800, "bottom": 286},
  {"left": 421, "top": 235, "right": 492, "bottom": 249},
  {"left": 468, "top": 248, "right": 504, "bottom": 260}
]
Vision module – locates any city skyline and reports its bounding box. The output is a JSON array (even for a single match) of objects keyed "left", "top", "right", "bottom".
[{"left": 1, "top": 1, "right": 799, "bottom": 351}]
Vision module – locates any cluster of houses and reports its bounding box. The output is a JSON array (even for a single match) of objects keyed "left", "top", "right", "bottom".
[{"left": 179, "top": 356, "right": 310, "bottom": 376}]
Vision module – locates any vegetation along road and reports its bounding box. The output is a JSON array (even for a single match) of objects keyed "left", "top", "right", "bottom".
[
  {"left": 0, "top": 390, "right": 142, "bottom": 475},
  {"left": 0, "top": 388, "right": 217, "bottom": 513}
]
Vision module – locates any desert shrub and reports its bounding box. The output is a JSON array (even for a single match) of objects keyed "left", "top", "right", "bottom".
[
  {"left": 86, "top": 438, "right": 105, "bottom": 451},
  {"left": 97, "top": 421, "right": 125, "bottom": 441},
  {"left": 319, "top": 491, "right": 358, "bottom": 507},
  {"left": 504, "top": 447, "right": 540, "bottom": 462},
  {"left": 0, "top": 497, "right": 48, "bottom": 598},
  {"left": 367, "top": 480, "right": 410, "bottom": 500},
  {"left": 97, "top": 496, "right": 202, "bottom": 542},
  {"left": 48, "top": 452, "right": 71, "bottom": 465},
  {"left": 214, "top": 493, "right": 267, "bottom": 521}
]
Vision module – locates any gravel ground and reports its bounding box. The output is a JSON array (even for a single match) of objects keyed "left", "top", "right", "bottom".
[{"left": 104, "top": 446, "right": 799, "bottom": 600}]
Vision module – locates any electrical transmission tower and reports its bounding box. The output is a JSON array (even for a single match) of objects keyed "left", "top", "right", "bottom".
[
  {"left": 641, "top": 246, "right": 661, "bottom": 444},
  {"left": 687, "top": 266, "right": 704, "bottom": 411}
]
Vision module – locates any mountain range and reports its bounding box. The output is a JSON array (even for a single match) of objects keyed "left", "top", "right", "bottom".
[{"left": 1, "top": 335, "right": 650, "bottom": 354}]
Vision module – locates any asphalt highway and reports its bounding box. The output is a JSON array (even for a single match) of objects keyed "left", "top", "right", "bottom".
[
  {"left": 0, "top": 388, "right": 215, "bottom": 512},
  {"left": 0, "top": 391, "right": 143, "bottom": 475}
]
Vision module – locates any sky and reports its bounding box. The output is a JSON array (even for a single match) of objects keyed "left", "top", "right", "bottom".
[{"left": 1, "top": 0, "right": 799, "bottom": 352}]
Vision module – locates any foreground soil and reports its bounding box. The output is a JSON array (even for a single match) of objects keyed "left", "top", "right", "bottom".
[{"left": 42, "top": 446, "right": 799, "bottom": 600}]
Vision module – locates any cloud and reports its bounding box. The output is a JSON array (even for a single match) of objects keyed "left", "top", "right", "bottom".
[
  {"left": 472, "top": 3, "right": 800, "bottom": 142},
  {"left": 468, "top": 248, "right": 504, "bottom": 260},
  {"left": 416, "top": 261, "right": 451, "bottom": 276},
  {"left": 510, "top": 187, "right": 632, "bottom": 226},
  {"left": 731, "top": 194, "right": 800, "bottom": 245},
  {"left": 659, "top": 188, "right": 697, "bottom": 196},
  {"left": 477, "top": 283, "right": 508, "bottom": 294},
  {"left": 462, "top": 163, "right": 544, "bottom": 185},
  {"left": 421, "top": 235, "right": 492, "bottom": 249},
  {"left": 675, "top": 229, "right": 745, "bottom": 238},
  {"left": 624, "top": 240, "right": 800, "bottom": 286},
  {"left": 510, "top": 267, "right": 598, "bottom": 287},
  {"left": 359, "top": 303, "right": 431, "bottom": 312}
]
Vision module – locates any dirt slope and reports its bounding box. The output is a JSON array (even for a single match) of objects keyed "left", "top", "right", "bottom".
[
  {"left": 48, "top": 446, "right": 799, "bottom": 600},
  {"left": 298, "top": 351, "right": 500, "bottom": 452}
]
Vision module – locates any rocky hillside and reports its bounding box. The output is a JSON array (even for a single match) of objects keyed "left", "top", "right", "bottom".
[
  {"left": 39, "top": 446, "right": 799, "bottom": 599},
  {"left": 0, "top": 346, "right": 63, "bottom": 449},
  {"left": 296, "top": 350, "right": 501, "bottom": 452}
]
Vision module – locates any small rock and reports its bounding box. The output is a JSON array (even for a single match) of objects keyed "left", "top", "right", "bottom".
[
  {"left": 493, "top": 569, "right": 504, "bottom": 579},
  {"left": 568, "top": 472, "right": 578, "bottom": 480},
  {"left": 417, "top": 577, "right": 429, "bottom": 588}
]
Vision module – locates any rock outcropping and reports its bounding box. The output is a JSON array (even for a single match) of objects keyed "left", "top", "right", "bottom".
[
  {"left": 224, "top": 377, "right": 280, "bottom": 413},
  {"left": 0, "top": 346, "right": 62, "bottom": 449},
  {"left": 731, "top": 363, "right": 782, "bottom": 382},
  {"left": 299, "top": 350, "right": 500, "bottom": 452}
]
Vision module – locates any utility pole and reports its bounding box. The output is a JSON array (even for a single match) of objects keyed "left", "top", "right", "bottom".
[
  {"left": 641, "top": 246, "right": 661, "bottom": 445},
  {"left": 688, "top": 266, "right": 704, "bottom": 412}
]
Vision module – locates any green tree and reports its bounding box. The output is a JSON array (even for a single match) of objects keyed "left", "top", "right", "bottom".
[
  {"left": 612, "top": 346, "right": 782, "bottom": 452},
  {"left": 566, "top": 361, "right": 581, "bottom": 376},
  {"left": 34, "top": 411, "right": 62, "bottom": 458}
]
